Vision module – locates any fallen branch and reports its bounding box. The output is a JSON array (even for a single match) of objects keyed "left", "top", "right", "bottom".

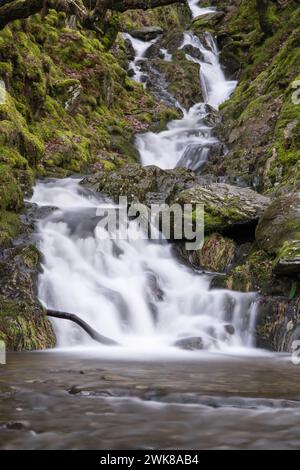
[{"left": 47, "top": 309, "right": 120, "bottom": 346}]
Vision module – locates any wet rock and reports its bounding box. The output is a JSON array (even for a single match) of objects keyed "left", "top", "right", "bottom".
[
  {"left": 178, "top": 233, "right": 236, "bottom": 273},
  {"left": 82, "top": 163, "right": 203, "bottom": 206},
  {"left": 174, "top": 183, "right": 270, "bottom": 236},
  {"left": 6, "top": 421, "right": 28, "bottom": 430},
  {"left": 124, "top": 38, "right": 135, "bottom": 61},
  {"left": 127, "top": 68, "right": 135, "bottom": 77},
  {"left": 224, "top": 324, "right": 235, "bottom": 335},
  {"left": 153, "top": 55, "right": 203, "bottom": 109},
  {"left": 192, "top": 11, "right": 225, "bottom": 28},
  {"left": 174, "top": 336, "right": 204, "bottom": 351},
  {"left": 256, "top": 193, "right": 300, "bottom": 275},
  {"left": 181, "top": 44, "right": 204, "bottom": 61},
  {"left": 130, "top": 27, "right": 164, "bottom": 41},
  {"left": 255, "top": 296, "right": 300, "bottom": 351},
  {"left": 0, "top": 245, "right": 55, "bottom": 350}
]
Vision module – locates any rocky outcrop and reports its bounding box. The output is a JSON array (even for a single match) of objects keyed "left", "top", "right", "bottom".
[
  {"left": 202, "top": 0, "right": 300, "bottom": 194},
  {"left": 82, "top": 163, "right": 203, "bottom": 205},
  {"left": 256, "top": 193, "right": 300, "bottom": 275}
]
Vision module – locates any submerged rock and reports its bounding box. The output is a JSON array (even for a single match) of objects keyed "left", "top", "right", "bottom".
[
  {"left": 256, "top": 193, "right": 300, "bottom": 275},
  {"left": 174, "top": 336, "right": 204, "bottom": 351}
]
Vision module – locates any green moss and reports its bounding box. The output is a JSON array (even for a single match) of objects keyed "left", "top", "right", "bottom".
[
  {"left": 0, "top": 211, "right": 20, "bottom": 248},
  {"left": 224, "top": 249, "right": 275, "bottom": 294},
  {"left": 0, "top": 298, "right": 55, "bottom": 351},
  {"left": 0, "top": 164, "right": 24, "bottom": 211},
  {"left": 212, "top": 0, "right": 300, "bottom": 193},
  {"left": 122, "top": 4, "right": 190, "bottom": 31}
]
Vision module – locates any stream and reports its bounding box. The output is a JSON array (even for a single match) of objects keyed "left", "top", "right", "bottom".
[{"left": 1, "top": 1, "right": 299, "bottom": 450}]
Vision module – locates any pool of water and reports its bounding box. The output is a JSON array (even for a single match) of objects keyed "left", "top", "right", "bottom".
[{"left": 1, "top": 352, "right": 300, "bottom": 449}]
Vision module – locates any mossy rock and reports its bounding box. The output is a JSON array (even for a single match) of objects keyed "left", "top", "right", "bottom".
[
  {"left": 179, "top": 232, "right": 236, "bottom": 273},
  {"left": 174, "top": 183, "right": 270, "bottom": 235},
  {"left": 82, "top": 163, "right": 198, "bottom": 205},
  {"left": 256, "top": 193, "right": 300, "bottom": 275},
  {"left": 0, "top": 299, "right": 55, "bottom": 351},
  {"left": 0, "top": 245, "right": 56, "bottom": 350}
]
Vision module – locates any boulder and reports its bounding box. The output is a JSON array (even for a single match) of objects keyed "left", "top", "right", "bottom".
[
  {"left": 174, "top": 183, "right": 270, "bottom": 235},
  {"left": 130, "top": 27, "right": 164, "bottom": 41},
  {"left": 82, "top": 163, "right": 204, "bottom": 205},
  {"left": 256, "top": 193, "right": 300, "bottom": 275},
  {"left": 178, "top": 232, "right": 236, "bottom": 273},
  {"left": 255, "top": 295, "right": 300, "bottom": 351},
  {"left": 174, "top": 336, "right": 204, "bottom": 351},
  {"left": 192, "top": 11, "right": 224, "bottom": 28}
]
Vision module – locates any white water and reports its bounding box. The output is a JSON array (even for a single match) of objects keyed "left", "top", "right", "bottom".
[
  {"left": 123, "top": 33, "right": 159, "bottom": 84},
  {"left": 188, "top": 0, "right": 216, "bottom": 19},
  {"left": 29, "top": 2, "right": 258, "bottom": 355},
  {"left": 135, "top": 30, "right": 237, "bottom": 169},
  {"left": 31, "top": 179, "right": 257, "bottom": 353}
]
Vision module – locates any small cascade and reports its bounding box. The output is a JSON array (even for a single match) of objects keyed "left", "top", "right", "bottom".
[
  {"left": 136, "top": 31, "right": 237, "bottom": 170},
  {"left": 188, "top": 0, "right": 216, "bottom": 19},
  {"left": 122, "top": 33, "right": 158, "bottom": 84}
]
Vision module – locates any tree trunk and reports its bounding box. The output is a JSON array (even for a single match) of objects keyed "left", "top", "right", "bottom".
[
  {"left": 47, "top": 309, "right": 120, "bottom": 346},
  {"left": 0, "top": 0, "right": 186, "bottom": 31},
  {"left": 256, "top": 0, "right": 272, "bottom": 36}
]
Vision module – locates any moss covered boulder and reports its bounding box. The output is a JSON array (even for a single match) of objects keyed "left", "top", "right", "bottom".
[
  {"left": 256, "top": 193, "right": 300, "bottom": 275},
  {"left": 174, "top": 183, "right": 270, "bottom": 235},
  {"left": 82, "top": 163, "right": 201, "bottom": 205},
  {"left": 178, "top": 232, "right": 236, "bottom": 273}
]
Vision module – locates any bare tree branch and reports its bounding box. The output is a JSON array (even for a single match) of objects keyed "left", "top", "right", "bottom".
[{"left": 47, "top": 309, "right": 120, "bottom": 346}]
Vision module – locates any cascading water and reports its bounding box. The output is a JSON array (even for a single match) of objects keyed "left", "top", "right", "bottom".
[
  {"left": 188, "top": 0, "right": 216, "bottom": 18},
  {"left": 122, "top": 33, "right": 159, "bottom": 84},
  {"left": 31, "top": 178, "right": 257, "bottom": 353},
  {"left": 135, "top": 31, "right": 237, "bottom": 170},
  {"left": 30, "top": 1, "right": 257, "bottom": 354}
]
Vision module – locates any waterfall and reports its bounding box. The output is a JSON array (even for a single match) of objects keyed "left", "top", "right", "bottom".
[
  {"left": 29, "top": 1, "right": 258, "bottom": 355},
  {"left": 188, "top": 0, "right": 216, "bottom": 18},
  {"left": 31, "top": 178, "right": 257, "bottom": 353},
  {"left": 135, "top": 31, "right": 237, "bottom": 170}
]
